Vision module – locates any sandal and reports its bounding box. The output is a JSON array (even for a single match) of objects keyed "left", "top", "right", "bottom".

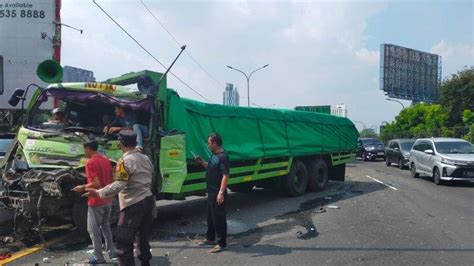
[
  {"left": 196, "top": 239, "right": 216, "bottom": 246},
  {"left": 208, "top": 245, "right": 226, "bottom": 253}
]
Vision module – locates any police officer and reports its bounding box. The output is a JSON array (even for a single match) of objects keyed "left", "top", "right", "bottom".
[
  {"left": 85, "top": 130, "right": 155, "bottom": 266},
  {"left": 195, "top": 133, "right": 230, "bottom": 253}
]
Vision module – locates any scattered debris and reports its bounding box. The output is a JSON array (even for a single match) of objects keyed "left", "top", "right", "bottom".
[
  {"left": 327, "top": 205, "right": 340, "bottom": 209},
  {"left": 42, "top": 257, "right": 51, "bottom": 263},
  {"left": 315, "top": 207, "right": 327, "bottom": 213},
  {"left": 165, "top": 251, "right": 170, "bottom": 257},
  {"left": 2, "top": 236, "right": 14, "bottom": 244}
]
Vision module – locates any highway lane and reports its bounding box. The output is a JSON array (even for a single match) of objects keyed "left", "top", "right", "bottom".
[{"left": 9, "top": 160, "right": 474, "bottom": 265}]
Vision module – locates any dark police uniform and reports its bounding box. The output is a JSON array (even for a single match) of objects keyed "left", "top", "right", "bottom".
[{"left": 205, "top": 150, "right": 230, "bottom": 248}]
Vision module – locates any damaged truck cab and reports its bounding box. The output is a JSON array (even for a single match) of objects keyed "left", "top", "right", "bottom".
[{"left": 0, "top": 70, "right": 166, "bottom": 233}]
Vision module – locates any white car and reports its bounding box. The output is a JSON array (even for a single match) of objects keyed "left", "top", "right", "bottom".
[{"left": 409, "top": 138, "right": 474, "bottom": 185}]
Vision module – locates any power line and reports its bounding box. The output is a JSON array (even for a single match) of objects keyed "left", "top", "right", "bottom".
[
  {"left": 138, "top": 0, "right": 225, "bottom": 89},
  {"left": 92, "top": 0, "right": 211, "bottom": 102}
]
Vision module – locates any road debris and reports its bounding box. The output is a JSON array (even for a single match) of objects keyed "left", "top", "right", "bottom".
[
  {"left": 42, "top": 257, "right": 51, "bottom": 263},
  {"left": 2, "top": 236, "right": 14, "bottom": 244},
  {"left": 315, "top": 207, "right": 327, "bottom": 213}
]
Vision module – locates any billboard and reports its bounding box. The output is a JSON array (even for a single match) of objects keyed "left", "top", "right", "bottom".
[
  {"left": 380, "top": 44, "right": 442, "bottom": 103},
  {"left": 0, "top": 0, "right": 57, "bottom": 109},
  {"left": 295, "top": 105, "right": 331, "bottom": 114}
]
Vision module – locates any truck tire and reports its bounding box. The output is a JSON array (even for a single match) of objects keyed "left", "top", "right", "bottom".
[
  {"left": 281, "top": 160, "right": 308, "bottom": 197},
  {"left": 307, "top": 159, "right": 328, "bottom": 192},
  {"left": 229, "top": 183, "right": 254, "bottom": 193}
]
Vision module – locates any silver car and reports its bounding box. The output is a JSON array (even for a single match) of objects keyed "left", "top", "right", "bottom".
[{"left": 409, "top": 138, "right": 474, "bottom": 185}]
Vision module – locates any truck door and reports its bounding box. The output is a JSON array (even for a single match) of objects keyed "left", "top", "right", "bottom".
[{"left": 159, "top": 134, "right": 188, "bottom": 193}]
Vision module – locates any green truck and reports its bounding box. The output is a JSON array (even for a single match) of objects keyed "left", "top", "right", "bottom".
[{"left": 0, "top": 63, "right": 358, "bottom": 233}]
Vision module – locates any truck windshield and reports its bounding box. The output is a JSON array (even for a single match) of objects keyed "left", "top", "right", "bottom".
[
  {"left": 435, "top": 141, "right": 474, "bottom": 154},
  {"left": 27, "top": 90, "right": 152, "bottom": 136}
]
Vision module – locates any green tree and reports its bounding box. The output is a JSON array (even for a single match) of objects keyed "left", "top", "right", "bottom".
[
  {"left": 439, "top": 67, "right": 474, "bottom": 126},
  {"left": 359, "top": 129, "right": 378, "bottom": 138},
  {"left": 380, "top": 103, "right": 447, "bottom": 141}
]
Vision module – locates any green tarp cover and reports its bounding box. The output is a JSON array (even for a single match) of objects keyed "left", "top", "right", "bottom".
[{"left": 165, "top": 89, "right": 358, "bottom": 161}]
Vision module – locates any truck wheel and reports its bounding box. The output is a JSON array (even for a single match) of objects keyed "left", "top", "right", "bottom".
[
  {"left": 410, "top": 163, "right": 419, "bottom": 178},
  {"left": 229, "top": 183, "right": 254, "bottom": 193},
  {"left": 281, "top": 160, "right": 308, "bottom": 197},
  {"left": 72, "top": 198, "right": 88, "bottom": 233},
  {"left": 307, "top": 159, "right": 328, "bottom": 192},
  {"left": 433, "top": 168, "right": 444, "bottom": 185}
]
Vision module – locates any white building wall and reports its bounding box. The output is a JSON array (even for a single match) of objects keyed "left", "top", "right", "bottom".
[{"left": 331, "top": 104, "right": 348, "bottom": 117}]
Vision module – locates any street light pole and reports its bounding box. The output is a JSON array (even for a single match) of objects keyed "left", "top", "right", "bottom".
[
  {"left": 386, "top": 98, "right": 405, "bottom": 109},
  {"left": 353, "top": 120, "right": 367, "bottom": 130},
  {"left": 227, "top": 64, "right": 269, "bottom": 107}
]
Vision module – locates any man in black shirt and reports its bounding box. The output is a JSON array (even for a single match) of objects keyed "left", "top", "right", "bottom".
[{"left": 195, "top": 133, "right": 230, "bottom": 253}]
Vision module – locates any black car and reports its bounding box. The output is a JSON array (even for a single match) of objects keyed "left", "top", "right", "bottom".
[
  {"left": 385, "top": 138, "right": 416, "bottom": 169},
  {"left": 357, "top": 138, "right": 385, "bottom": 161},
  {"left": 0, "top": 133, "right": 15, "bottom": 162}
]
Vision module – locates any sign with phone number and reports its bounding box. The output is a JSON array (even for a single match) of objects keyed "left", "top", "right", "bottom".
[{"left": 0, "top": 9, "right": 46, "bottom": 18}]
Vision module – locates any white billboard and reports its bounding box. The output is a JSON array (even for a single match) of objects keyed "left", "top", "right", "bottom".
[{"left": 0, "top": 0, "right": 56, "bottom": 109}]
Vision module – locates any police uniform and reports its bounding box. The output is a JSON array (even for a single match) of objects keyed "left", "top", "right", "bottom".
[{"left": 97, "top": 131, "right": 155, "bottom": 266}]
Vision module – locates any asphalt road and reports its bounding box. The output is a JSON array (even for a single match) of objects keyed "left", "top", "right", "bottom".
[{"left": 10, "top": 160, "right": 474, "bottom": 265}]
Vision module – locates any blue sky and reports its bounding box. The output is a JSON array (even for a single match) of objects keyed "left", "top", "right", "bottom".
[{"left": 61, "top": 0, "right": 473, "bottom": 131}]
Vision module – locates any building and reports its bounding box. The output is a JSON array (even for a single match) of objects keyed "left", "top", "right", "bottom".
[
  {"left": 331, "top": 104, "right": 348, "bottom": 118},
  {"left": 223, "top": 83, "right": 239, "bottom": 106},
  {"left": 0, "top": 0, "right": 58, "bottom": 110},
  {"left": 63, "top": 66, "right": 95, "bottom": 82}
]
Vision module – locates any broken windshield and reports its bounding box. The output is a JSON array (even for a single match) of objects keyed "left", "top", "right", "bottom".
[{"left": 27, "top": 89, "right": 153, "bottom": 136}]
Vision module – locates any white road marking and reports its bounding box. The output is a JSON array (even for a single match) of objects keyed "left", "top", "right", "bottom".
[{"left": 365, "top": 175, "right": 399, "bottom": 191}]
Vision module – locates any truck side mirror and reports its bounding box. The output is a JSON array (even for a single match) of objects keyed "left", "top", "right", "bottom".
[{"left": 8, "top": 89, "right": 25, "bottom": 107}]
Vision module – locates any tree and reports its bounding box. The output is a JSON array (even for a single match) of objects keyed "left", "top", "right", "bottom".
[
  {"left": 439, "top": 67, "right": 474, "bottom": 127},
  {"left": 379, "top": 103, "right": 447, "bottom": 142},
  {"left": 359, "top": 129, "right": 378, "bottom": 138}
]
